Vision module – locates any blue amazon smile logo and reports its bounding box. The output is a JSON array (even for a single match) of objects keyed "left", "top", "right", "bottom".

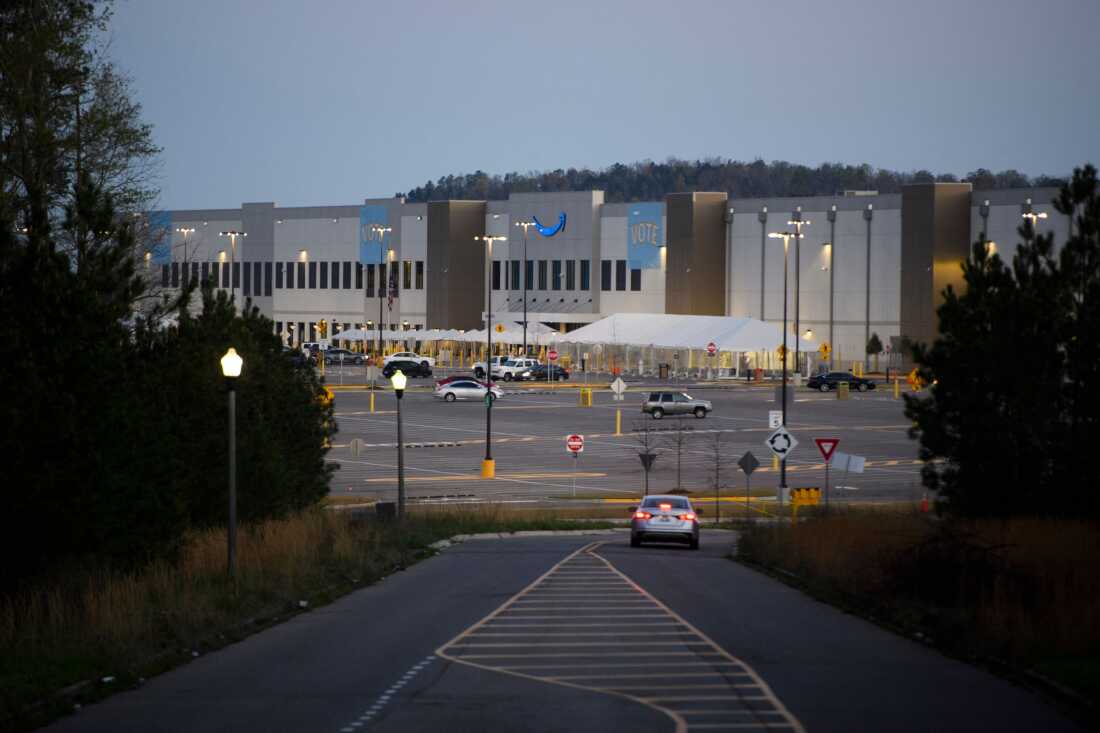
[{"left": 532, "top": 213, "right": 566, "bottom": 237}]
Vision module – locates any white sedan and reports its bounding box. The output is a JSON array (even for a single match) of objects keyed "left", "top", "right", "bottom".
[
  {"left": 434, "top": 379, "right": 503, "bottom": 403},
  {"left": 384, "top": 351, "right": 435, "bottom": 369}
]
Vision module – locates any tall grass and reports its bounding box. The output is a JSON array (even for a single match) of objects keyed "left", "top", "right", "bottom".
[
  {"left": 737, "top": 509, "right": 1100, "bottom": 700},
  {"left": 0, "top": 506, "right": 611, "bottom": 730}
]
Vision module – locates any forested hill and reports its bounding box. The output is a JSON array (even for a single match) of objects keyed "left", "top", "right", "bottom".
[{"left": 400, "top": 158, "right": 1064, "bottom": 203}]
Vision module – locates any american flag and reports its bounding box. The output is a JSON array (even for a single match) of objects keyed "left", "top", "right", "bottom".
[{"left": 387, "top": 270, "right": 398, "bottom": 310}]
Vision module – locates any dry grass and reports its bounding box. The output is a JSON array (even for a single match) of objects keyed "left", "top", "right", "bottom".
[
  {"left": 737, "top": 509, "right": 1100, "bottom": 703},
  {"left": 0, "top": 506, "right": 611, "bottom": 731}
]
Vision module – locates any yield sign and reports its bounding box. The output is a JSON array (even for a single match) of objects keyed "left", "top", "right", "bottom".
[
  {"left": 765, "top": 426, "right": 798, "bottom": 459},
  {"left": 815, "top": 438, "right": 840, "bottom": 463}
]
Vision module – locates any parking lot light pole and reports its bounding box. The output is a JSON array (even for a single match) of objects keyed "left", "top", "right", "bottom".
[
  {"left": 391, "top": 369, "right": 407, "bottom": 518},
  {"left": 220, "top": 347, "right": 244, "bottom": 579},
  {"left": 218, "top": 231, "right": 247, "bottom": 310},
  {"left": 787, "top": 210, "right": 809, "bottom": 378},
  {"left": 371, "top": 225, "right": 393, "bottom": 358},
  {"left": 515, "top": 220, "right": 535, "bottom": 355},
  {"left": 476, "top": 234, "right": 507, "bottom": 479},
  {"left": 769, "top": 231, "right": 794, "bottom": 498}
]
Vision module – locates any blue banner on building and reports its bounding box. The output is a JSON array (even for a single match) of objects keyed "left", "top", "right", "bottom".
[
  {"left": 359, "top": 205, "right": 389, "bottom": 264},
  {"left": 148, "top": 211, "right": 173, "bottom": 265},
  {"left": 627, "top": 203, "right": 663, "bottom": 269}
]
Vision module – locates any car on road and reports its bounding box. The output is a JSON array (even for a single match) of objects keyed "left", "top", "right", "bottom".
[
  {"left": 436, "top": 374, "right": 497, "bottom": 388},
  {"left": 323, "top": 348, "right": 364, "bottom": 365},
  {"left": 523, "top": 364, "right": 570, "bottom": 381},
  {"left": 434, "top": 379, "right": 503, "bottom": 403},
  {"left": 384, "top": 351, "right": 434, "bottom": 369},
  {"left": 641, "top": 391, "right": 713, "bottom": 419},
  {"left": 473, "top": 356, "right": 509, "bottom": 379},
  {"left": 807, "top": 371, "right": 876, "bottom": 392},
  {"left": 381, "top": 359, "right": 432, "bottom": 379},
  {"left": 495, "top": 357, "right": 540, "bottom": 381},
  {"left": 630, "top": 495, "right": 700, "bottom": 549}
]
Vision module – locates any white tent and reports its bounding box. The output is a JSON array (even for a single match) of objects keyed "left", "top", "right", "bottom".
[
  {"left": 334, "top": 328, "right": 370, "bottom": 341},
  {"left": 554, "top": 313, "right": 818, "bottom": 352}
]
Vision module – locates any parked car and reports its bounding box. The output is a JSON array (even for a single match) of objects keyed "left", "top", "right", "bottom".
[
  {"left": 384, "top": 351, "right": 434, "bottom": 369},
  {"left": 806, "top": 371, "right": 876, "bottom": 392},
  {"left": 523, "top": 364, "right": 570, "bottom": 381},
  {"left": 323, "top": 348, "right": 365, "bottom": 365},
  {"left": 630, "top": 495, "right": 700, "bottom": 549},
  {"left": 473, "top": 356, "right": 509, "bottom": 380},
  {"left": 495, "top": 357, "right": 540, "bottom": 381},
  {"left": 433, "top": 379, "right": 503, "bottom": 403},
  {"left": 382, "top": 359, "right": 432, "bottom": 379},
  {"left": 283, "top": 347, "right": 309, "bottom": 367},
  {"left": 641, "top": 391, "right": 713, "bottom": 419}
]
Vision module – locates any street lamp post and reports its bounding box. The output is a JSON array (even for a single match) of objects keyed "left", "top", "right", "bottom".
[
  {"left": 768, "top": 231, "right": 794, "bottom": 500},
  {"left": 371, "top": 225, "right": 394, "bottom": 358},
  {"left": 515, "top": 221, "right": 535, "bottom": 355},
  {"left": 391, "top": 369, "right": 407, "bottom": 518},
  {"left": 220, "top": 347, "right": 243, "bottom": 578},
  {"left": 175, "top": 227, "right": 195, "bottom": 280},
  {"left": 788, "top": 210, "right": 809, "bottom": 379},
  {"left": 218, "top": 231, "right": 247, "bottom": 309},
  {"left": 476, "top": 234, "right": 507, "bottom": 479}
]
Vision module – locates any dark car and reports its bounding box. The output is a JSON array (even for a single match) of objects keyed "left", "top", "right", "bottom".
[
  {"left": 524, "top": 364, "right": 570, "bottom": 381},
  {"left": 807, "top": 371, "right": 876, "bottom": 392},
  {"left": 324, "top": 348, "right": 364, "bottom": 365},
  {"left": 382, "top": 359, "right": 432, "bottom": 379},
  {"left": 283, "top": 347, "right": 309, "bottom": 367}
]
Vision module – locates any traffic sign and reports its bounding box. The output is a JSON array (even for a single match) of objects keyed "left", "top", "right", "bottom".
[
  {"left": 566, "top": 434, "right": 585, "bottom": 454},
  {"left": 738, "top": 451, "right": 760, "bottom": 476},
  {"left": 639, "top": 452, "right": 656, "bottom": 471},
  {"left": 549, "top": 349, "right": 559, "bottom": 361},
  {"left": 768, "top": 410, "right": 782, "bottom": 429},
  {"left": 765, "top": 426, "right": 798, "bottom": 459},
  {"left": 814, "top": 437, "right": 839, "bottom": 463},
  {"left": 706, "top": 341, "right": 717, "bottom": 356},
  {"left": 610, "top": 377, "right": 626, "bottom": 396}
]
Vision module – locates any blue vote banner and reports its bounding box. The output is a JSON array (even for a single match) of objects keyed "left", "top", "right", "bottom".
[
  {"left": 627, "top": 203, "right": 663, "bottom": 269},
  {"left": 147, "top": 211, "right": 172, "bottom": 265},
  {"left": 359, "top": 205, "right": 389, "bottom": 264}
]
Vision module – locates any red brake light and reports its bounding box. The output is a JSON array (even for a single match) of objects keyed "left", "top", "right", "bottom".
[
  {"left": 634, "top": 511, "right": 651, "bottom": 519},
  {"left": 679, "top": 512, "right": 696, "bottom": 521}
]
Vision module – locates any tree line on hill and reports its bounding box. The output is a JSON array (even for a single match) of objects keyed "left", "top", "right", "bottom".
[{"left": 401, "top": 159, "right": 1067, "bottom": 203}]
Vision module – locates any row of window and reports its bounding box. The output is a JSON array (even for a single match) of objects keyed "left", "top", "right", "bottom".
[
  {"left": 489, "top": 259, "right": 642, "bottom": 292},
  {"left": 161, "top": 260, "right": 426, "bottom": 296},
  {"left": 600, "top": 259, "right": 642, "bottom": 292},
  {"left": 275, "top": 320, "right": 421, "bottom": 345}
]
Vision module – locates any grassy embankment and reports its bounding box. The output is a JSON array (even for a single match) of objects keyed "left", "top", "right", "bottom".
[
  {"left": 0, "top": 506, "right": 613, "bottom": 732},
  {"left": 737, "top": 508, "right": 1100, "bottom": 709}
]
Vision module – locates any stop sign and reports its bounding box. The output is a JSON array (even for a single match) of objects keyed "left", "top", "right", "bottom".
[
  {"left": 549, "top": 349, "right": 558, "bottom": 361},
  {"left": 706, "top": 342, "right": 717, "bottom": 356},
  {"left": 566, "top": 434, "right": 584, "bottom": 453}
]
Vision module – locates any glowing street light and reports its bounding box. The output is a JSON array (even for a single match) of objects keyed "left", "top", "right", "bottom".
[
  {"left": 219, "top": 347, "right": 244, "bottom": 578},
  {"left": 391, "top": 369, "right": 407, "bottom": 518}
]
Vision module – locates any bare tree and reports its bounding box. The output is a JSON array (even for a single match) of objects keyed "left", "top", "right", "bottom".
[
  {"left": 706, "top": 431, "right": 729, "bottom": 524},
  {"left": 628, "top": 417, "right": 660, "bottom": 496},
  {"left": 662, "top": 418, "right": 694, "bottom": 492}
]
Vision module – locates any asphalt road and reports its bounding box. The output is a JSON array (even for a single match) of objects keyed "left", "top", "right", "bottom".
[
  {"left": 328, "top": 379, "right": 924, "bottom": 507},
  {"left": 44, "top": 534, "right": 1080, "bottom": 733}
]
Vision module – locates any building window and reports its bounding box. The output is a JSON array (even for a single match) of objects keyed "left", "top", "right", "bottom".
[
  {"left": 565, "top": 260, "right": 576, "bottom": 290},
  {"left": 601, "top": 259, "right": 612, "bottom": 291},
  {"left": 242, "top": 260, "right": 251, "bottom": 295},
  {"left": 264, "top": 262, "right": 272, "bottom": 296},
  {"left": 492, "top": 260, "right": 501, "bottom": 290},
  {"left": 286, "top": 261, "right": 294, "bottom": 289},
  {"left": 297, "top": 261, "right": 305, "bottom": 289},
  {"left": 367, "top": 263, "right": 375, "bottom": 296},
  {"left": 415, "top": 260, "right": 424, "bottom": 289},
  {"left": 630, "top": 267, "right": 641, "bottom": 291},
  {"left": 615, "top": 259, "right": 626, "bottom": 291},
  {"left": 552, "top": 260, "right": 562, "bottom": 291},
  {"left": 343, "top": 261, "right": 351, "bottom": 289},
  {"left": 276, "top": 262, "right": 284, "bottom": 289},
  {"left": 162, "top": 264, "right": 170, "bottom": 287},
  {"left": 308, "top": 322, "right": 316, "bottom": 341},
  {"left": 221, "top": 262, "right": 229, "bottom": 288},
  {"left": 330, "top": 261, "right": 339, "bottom": 289},
  {"left": 233, "top": 262, "right": 241, "bottom": 290},
  {"left": 580, "top": 259, "right": 590, "bottom": 290},
  {"left": 380, "top": 263, "right": 389, "bottom": 295},
  {"left": 355, "top": 262, "right": 363, "bottom": 289},
  {"left": 510, "top": 259, "right": 519, "bottom": 290},
  {"left": 210, "top": 262, "right": 219, "bottom": 288},
  {"left": 403, "top": 260, "right": 412, "bottom": 290},
  {"left": 525, "top": 260, "right": 534, "bottom": 290},
  {"left": 538, "top": 260, "right": 547, "bottom": 290},
  {"left": 319, "top": 261, "right": 328, "bottom": 289},
  {"left": 201, "top": 262, "right": 209, "bottom": 283},
  {"left": 308, "top": 262, "right": 317, "bottom": 289},
  {"left": 170, "top": 262, "right": 179, "bottom": 288},
  {"left": 254, "top": 263, "right": 262, "bottom": 294}
]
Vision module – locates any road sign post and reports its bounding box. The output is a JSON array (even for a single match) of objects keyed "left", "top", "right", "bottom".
[
  {"left": 639, "top": 451, "right": 657, "bottom": 496},
  {"left": 610, "top": 376, "right": 626, "bottom": 402},
  {"left": 738, "top": 451, "right": 760, "bottom": 519},
  {"left": 765, "top": 426, "right": 798, "bottom": 505},
  {"left": 566, "top": 434, "right": 584, "bottom": 497},
  {"left": 814, "top": 438, "right": 840, "bottom": 512}
]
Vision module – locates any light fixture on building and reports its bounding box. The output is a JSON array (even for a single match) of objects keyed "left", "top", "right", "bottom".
[
  {"left": 298, "top": 249, "right": 308, "bottom": 262},
  {"left": 218, "top": 250, "right": 227, "bottom": 262},
  {"left": 803, "top": 329, "right": 814, "bottom": 340}
]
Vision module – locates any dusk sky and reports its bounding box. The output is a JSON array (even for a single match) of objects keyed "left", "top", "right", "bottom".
[{"left": 109, "top": 0, "right": 1100, "bottom": 210}]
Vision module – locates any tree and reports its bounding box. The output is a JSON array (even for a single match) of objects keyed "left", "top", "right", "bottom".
[
  {"left": 866, "top": 332, "right": 883, "bottom": 372},
  {"left": 905, "top": 165, "right": 1100, "bottom": 518}
]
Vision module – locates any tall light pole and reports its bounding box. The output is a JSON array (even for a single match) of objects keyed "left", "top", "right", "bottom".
[
  {"left": 220, "top": 347, "right": 243, "bottom": 579},
  {"left": 371, "top": 224, "right": 393, "bottom": 358},
  {"left": 826, "top": 204, "right": 836, "bottom": 370},
  {"left": 476, "top": 234, "right": 507, "bottom": 479},
  {"left": 769, "top": 231, "right": 793, "bottom": 499},
  {"left": 175, "top": 227, "right": 195, "bottom": 279},
  {"left": 515, "top": 220, "right": 535, "bottom": 355},
  {"left": 219, "top": 231, "right": 247, "bottom": 309},
  {"left": 788, "top": 209, "right": 809, "bottom": 378},
  {"left": 390, "top": 369, "right": 407, "bottom": 518}
]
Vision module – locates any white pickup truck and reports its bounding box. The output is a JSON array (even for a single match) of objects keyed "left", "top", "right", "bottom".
[
  {"left": 473, "top": 356, "right": 508, "bottom": 380},
  {"left": 494, "top": 357, "right": 541, "bottom": 381}
]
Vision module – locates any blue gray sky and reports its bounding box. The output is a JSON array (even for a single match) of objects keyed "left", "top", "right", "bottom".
[{"left": 109, "top": 0, "right": 1100, "bottom": 210}]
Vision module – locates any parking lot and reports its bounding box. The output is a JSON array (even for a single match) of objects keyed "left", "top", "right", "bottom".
[{"left": 326, "top": 373, "right": 925, "bottom": 510}]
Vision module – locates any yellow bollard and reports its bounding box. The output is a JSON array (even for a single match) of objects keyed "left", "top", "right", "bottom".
[
  {"left": 772, "top": 453, "right": 779, "bottom": 471},
  {"left": 370, "top": 390, "right": 375, "bottom": 414},
  {"left": 481, "top": 458, "right": 496, "bottom": 479},
  {"left": 893, "top": 378, "right": 900, "bottom": 399},
  {"left": 615, "top": 408, "right": 622, "bottom": 436}
]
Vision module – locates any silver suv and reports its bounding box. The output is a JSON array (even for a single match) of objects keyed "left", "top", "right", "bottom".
[{"left": 641, "top": 391, "right": 712, "bottom": 419}]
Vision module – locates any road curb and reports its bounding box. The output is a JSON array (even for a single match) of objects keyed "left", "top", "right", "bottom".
[{"left": 429, "top": 528, "right": 627, "bottom": 551}]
